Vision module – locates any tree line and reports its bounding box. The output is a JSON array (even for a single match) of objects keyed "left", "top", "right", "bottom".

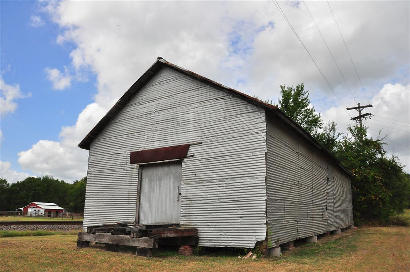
[
  {"left": 278, "top": 84, "right": 410, "bottom": 224},
  {"left": 0, "top": 176, "right": 86, "bottom": 213}
]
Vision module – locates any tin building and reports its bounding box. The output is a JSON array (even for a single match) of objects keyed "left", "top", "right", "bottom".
[{"left": 79, "top": 57, "right": 353, "bottom": 253}]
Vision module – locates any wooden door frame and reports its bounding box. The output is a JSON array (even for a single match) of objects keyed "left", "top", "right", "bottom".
[{"left": 135, "top": 166, "right": 142, "bottom": 225}]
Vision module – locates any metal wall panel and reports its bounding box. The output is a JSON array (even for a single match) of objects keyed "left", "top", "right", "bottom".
[
  {"left": 266, "top": 114, "right": 353, "bottom": 247},
  {"left": 84, "top": 67, "right": 267, "bottom": 248}
]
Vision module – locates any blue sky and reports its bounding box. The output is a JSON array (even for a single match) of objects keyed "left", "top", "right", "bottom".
[
  {"left": 1, "top": 1, "right": 95, "bottom": 176},
  {"left": 1, "top": 1, "right": 409, "bottom": 182}
]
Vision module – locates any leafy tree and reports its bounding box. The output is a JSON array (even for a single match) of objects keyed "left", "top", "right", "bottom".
[
  {"left": 277, "top": 85, "right": 410, "bottom": 224},
  {"left": 278, "top": 83, "right": 323, "bottom": 136},
  {"left": 67, "top": 177, "right": 87, "bottom": 213},
  {"left": 335, "top": 126, "right": 410, "bottom": 224},
  {"left": 0, "top": 179, "right": 7, "bottom": 188},
  {"left": 316, "top": 121, "right": 341, "bottom": 153},
  {"left": 0, "top": 176, "right": 87, "bottom": 213},
  {"left": 0, "top": 179, "right": 9, "bottom": 211}
]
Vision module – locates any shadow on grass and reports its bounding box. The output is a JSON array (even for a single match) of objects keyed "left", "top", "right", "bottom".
[
  {"left": 101, "top": 245, "right": 244, "bottom": 259},
  {"left": 153, "top": 232, "right": 360, "bottom": 261}
]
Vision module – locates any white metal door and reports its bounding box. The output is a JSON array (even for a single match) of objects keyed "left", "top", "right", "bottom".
[{"left": 139, "top": 161, "right": 181, "bottom": 225}]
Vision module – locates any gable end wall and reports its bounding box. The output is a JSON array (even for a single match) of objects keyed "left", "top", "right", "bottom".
[{"left": 84, "top": 67, "right": 267, "bottom": 248}]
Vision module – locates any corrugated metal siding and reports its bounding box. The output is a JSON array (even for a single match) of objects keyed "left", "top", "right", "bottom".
[
  {"left": 266, "top": 114, "right": 353, "bottom": 247},
  {"left": 84, "top": 67, "right": 267, "bottom": 248},
  {"left": 332, "top": 168, "right": 354, "bottom": 228}
]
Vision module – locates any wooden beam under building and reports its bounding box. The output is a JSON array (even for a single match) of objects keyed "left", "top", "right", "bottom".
[{"left": 78, "top": 232, "right": 156, "bottom": 248}]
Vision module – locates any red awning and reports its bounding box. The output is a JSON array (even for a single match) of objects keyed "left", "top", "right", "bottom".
[{"left": 130, "top": 144, "right": 190, "bottom": 164}]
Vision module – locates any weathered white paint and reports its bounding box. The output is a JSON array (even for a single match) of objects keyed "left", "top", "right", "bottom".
[
  {"left": 266, "top": 113, "right": 353, "bottom": 247},
  {"left": 84, "top": 67, "right": 267, "bottom": 248},
  {"left": 139, "top": 161, "right": 181, "bottom": 225}
]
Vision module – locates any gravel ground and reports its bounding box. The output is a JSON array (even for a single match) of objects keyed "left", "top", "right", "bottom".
[{"left": 0, "top": 224, "right": 81, "bottom": 231}]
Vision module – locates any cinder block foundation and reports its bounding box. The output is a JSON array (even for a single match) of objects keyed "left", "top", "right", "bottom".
[
  {"left": 286, "top": 241, "right": 295, "bottom": 250},
  {"left": 331, "top": 229, "right": 342, "bottom": 235},
  {"left": 306, "top": 235, "right": 317, "bottom": 243},
  {"left": 282, "top": 241, "right": 295, "bottom": 250},
  {"left": 178, "top": 245, "right": 193, "bottom": 256},
  {"left": 135, "top": 248, "right": 152, "bottom": 257},
  {"left": 269, "top": 246, "right": 281, "bottom": 257},
  {"left": 335, "top": 229, "right": 342, "bottom": 235}
]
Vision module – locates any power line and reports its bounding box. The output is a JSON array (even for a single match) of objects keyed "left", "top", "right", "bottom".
[
  {"left": 370, "top": 120, "right": 410, "bottom": 132},
  {"left": 371, "top": 116, "right": 410, "bottom": 128},
  {"left": 303, "top": 1, "right": 349, "bottom": 89},
  {"left": 327, "top": 1, "right": 363, "bottom": 89},
  {"left": 273, "top": 0, "right": 334, "bottom": 91}
]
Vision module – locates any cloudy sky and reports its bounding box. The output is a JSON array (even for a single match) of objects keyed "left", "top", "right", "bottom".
[{"left": 1, "top": 0, "right": 409, "bottom": 182}]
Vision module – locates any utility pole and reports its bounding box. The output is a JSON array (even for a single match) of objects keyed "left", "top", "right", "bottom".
[{"left": 346, "top": 103, "right": 373, "bottom": 129}]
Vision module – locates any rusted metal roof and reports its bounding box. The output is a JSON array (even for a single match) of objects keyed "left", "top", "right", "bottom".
[
  {"left": 78, "top": 57, "right": 351, "bottom": 177},
  {"left": 130, "top": 144, "right": 190, "bottom": 164}
]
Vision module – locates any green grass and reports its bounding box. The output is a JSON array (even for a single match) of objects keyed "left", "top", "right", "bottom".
[
  {"left": 0, "top": 230, "right": 79, "bottom": 238},
  {"left": 0, "top": 225, "right": 409, "bottom": 272},
  {"left": 281, "top": 232, "right": 359, "bottom": 263},
  {"left": 0, "top": 211, "right": 408, "bottom": 271},
  {"left": 0, "top": 216, "right": 83, "bottom": 222}
]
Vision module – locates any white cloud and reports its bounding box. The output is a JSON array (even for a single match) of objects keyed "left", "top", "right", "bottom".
[
  {"left": 46, "top": 1, "right": 408, "bottom": 104},
  {"left": 18, "top": 103, "right": 106, "bottom": 181},
  {"left": 0, "top": 78, "right": 29, "bottom": 182},
  {"left": 0, "top": 161, "right": 30, "bottom": 183},
  {"left": 0, "top": 77, "right": 26, "bottom": 116},
  {"left": 30, "top": 15, "right": 44, "bottom": 27},
  {"left": 368, "top": 84, "right": 410, "bottom": 168},
  {"left": 45, "top": 67, "right": 71, "bottom": 90},
  {"left": 18, "top": 1, "right": 410, "bottom": 180},
  {"left": 18, "top": 140, "right": 85, "bottom": 181},
  {"left": 51, "top": 1, "right": 239, "bottom": 108},
  {"left": 246, "top": 1, "right": 409, "bottom": 101}
]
